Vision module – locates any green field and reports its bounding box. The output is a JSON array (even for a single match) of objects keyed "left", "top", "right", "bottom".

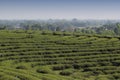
[{"left": 0, "top": 30, "right": 120, "bottom": 80}]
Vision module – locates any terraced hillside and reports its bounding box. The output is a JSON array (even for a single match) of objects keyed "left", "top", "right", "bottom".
[{"left": 0, "top": 30, "right": 120, "bottom": 80}]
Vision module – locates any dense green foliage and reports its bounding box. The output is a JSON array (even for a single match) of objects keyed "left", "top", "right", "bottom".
[
  {"left": 0, "top": 30, "right": 120, "bottom": 80},
  {"left": 0, "top": 20, "right": 120, "bottom": 36}
]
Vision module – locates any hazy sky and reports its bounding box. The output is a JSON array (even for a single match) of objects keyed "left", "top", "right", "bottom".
[{"left": 0, "top": 0, "right": 120, "bottom": 20}]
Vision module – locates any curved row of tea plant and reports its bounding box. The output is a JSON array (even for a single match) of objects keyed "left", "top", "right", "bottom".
[{"left": 0, "top": 30, "right": 120, "bottom": 80}]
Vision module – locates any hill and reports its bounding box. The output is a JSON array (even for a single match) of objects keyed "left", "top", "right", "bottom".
[{"left": 0, "top": 30, "right": 120, "bottom": 80}]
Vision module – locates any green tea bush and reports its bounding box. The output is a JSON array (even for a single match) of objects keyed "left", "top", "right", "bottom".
[
  {"left": 16, "top": 65, "right": 28, "bottom": 70},
  {"left": 59, "top": 70, "right": 73, "bottom": 76},
  {"left": 36, "top": 67, "right": 52, "bottom": 74}
]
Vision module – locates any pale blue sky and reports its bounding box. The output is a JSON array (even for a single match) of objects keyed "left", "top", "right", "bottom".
[{"left": 0, "top": 0, "right": 120, "bottom": 19}]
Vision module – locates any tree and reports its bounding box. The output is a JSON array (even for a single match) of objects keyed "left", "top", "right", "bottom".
[
  {"left": 56, "top": 27, "right": 61, "bottom": 31},
  {"left": 114, "top": 23, "right": 120, "bottom": 35},
  {"left": 101, "top": 30, "right": 115, "bottom": 36}
]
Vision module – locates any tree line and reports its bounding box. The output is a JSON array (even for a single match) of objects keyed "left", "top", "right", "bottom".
[{"left": 0, "top": 19, "right": 120, "bottom": 36}]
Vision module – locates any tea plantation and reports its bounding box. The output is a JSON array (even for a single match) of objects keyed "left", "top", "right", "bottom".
[{"left": 0, "top": 30, "right": 120, "bottom": 80}]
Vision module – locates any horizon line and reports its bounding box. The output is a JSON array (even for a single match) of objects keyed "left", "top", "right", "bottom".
[{"left": 0, "top": 18, "right": 120, "bottom": 20}]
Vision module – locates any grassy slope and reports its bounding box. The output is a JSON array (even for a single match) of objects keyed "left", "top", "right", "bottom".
[{"left": 0, "top": 30, "right": 120, "bottom": 80}]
